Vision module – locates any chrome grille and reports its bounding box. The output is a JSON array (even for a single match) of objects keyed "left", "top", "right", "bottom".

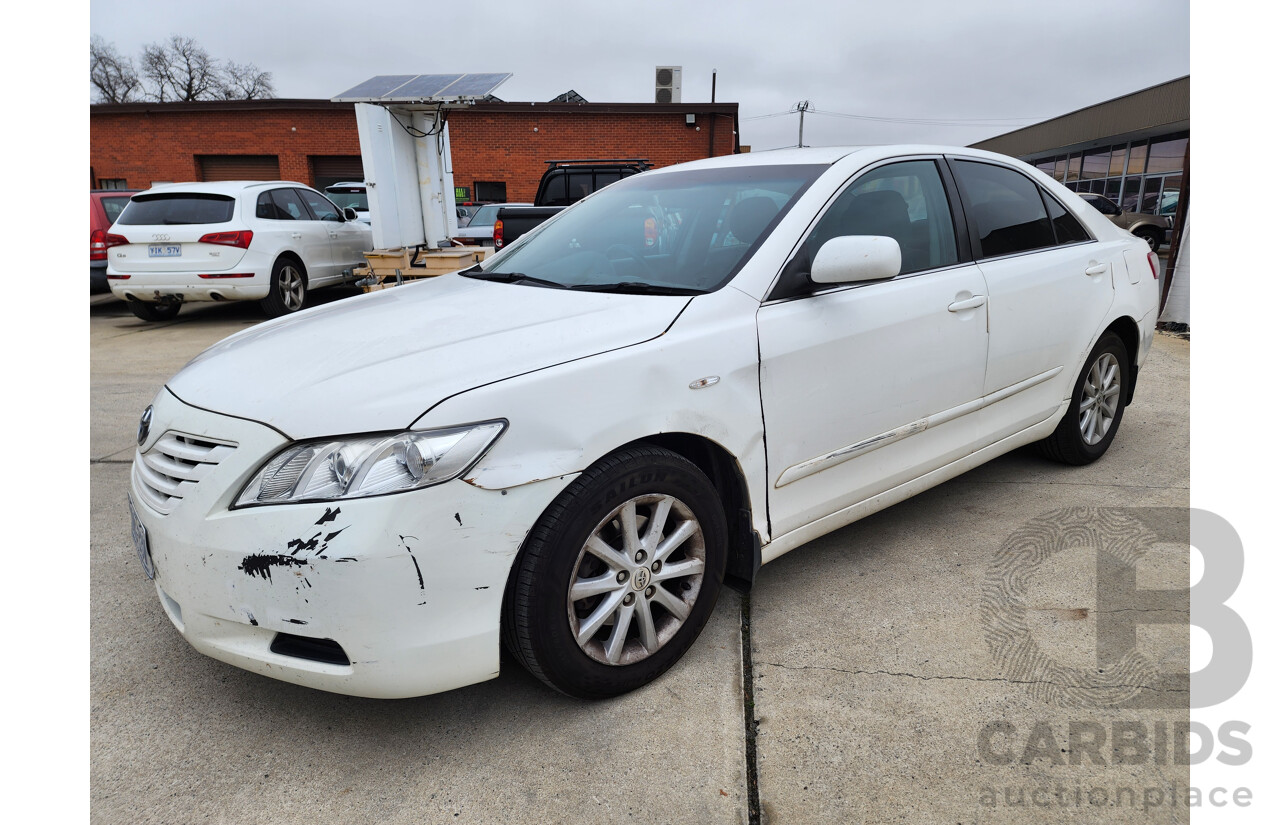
[{"left": 134, "top": 432, "right": 237, "bottom": 514}]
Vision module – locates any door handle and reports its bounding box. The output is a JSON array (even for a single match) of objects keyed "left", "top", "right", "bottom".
[
  {"left": 1085, "top": 263, "right": 1109, "bottom": 276},
  {"left": 290, "top": 232, "right": 303, "bottom": 240},
  {"left": 328, "top": 232, "right": 338, "bottom": 239},
  {"left": 947, "top": 295, "right": 987, "bottom": 312}
]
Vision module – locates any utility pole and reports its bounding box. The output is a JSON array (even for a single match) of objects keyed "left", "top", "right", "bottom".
[{"left": 796, "top": 100, "right": 811, "bottom": 148}]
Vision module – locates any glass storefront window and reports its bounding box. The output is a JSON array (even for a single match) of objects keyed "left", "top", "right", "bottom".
[
  {"left": 1105, "top": 179, "right": 1121, "bottom": 201},
  {"left": 1127, "top": 141, "right": 1148, "bottom": 176},
  {"left": 1081, "top": 149, "right": 1109, "bottom": 179},
  {"left": 1066, "top": 154, "right": 1082, "bottom": 181},
  {"left": 1053, "top": 156, "right": 1067, "bottom": 181},
  {"left": 1146, "top": 137, "right": 1188, "bottom": 175},
  {"left": 1109, "top": 146, "right": 1127, "bottom": 177},
  {"left": 1036, "top": 159, "right": 1056, "bottom": 178},
  {"left": 1121, "top": 177, "right": 1142, "bottom": 212}
]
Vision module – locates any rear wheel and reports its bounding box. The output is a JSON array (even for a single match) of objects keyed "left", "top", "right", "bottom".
[
  {"left": 260, "top": 258, "right": 307, "bottom": 318},
  {"left": 1133, "top": 226, "right": 1161, "bottom": 253},
  {"left": 503, "top": 446, "right": 727, "bottom": 699},
  {"left": 127, "top": 300, "right": 181, "bottom": 322},
  {"left": 1037, "top": 332, "right": 1129, "bottom": 465}
]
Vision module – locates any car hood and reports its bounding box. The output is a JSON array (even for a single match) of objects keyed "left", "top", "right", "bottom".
[{"left": 167, "top": 274, "right": 690, "bottom": 439}]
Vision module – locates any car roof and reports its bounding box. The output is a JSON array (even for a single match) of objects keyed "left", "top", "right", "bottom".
[
  {"left": 140, "top": 181, "right": 312, "bottom": 196},
  {"left": 325, "top": 181, "right": 366, "bottom": 189},
  {"left": 655, "top": 144, "right": 1043, "bottom": 173}
]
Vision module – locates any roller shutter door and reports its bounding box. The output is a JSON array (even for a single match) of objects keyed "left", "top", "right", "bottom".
[
  {"left": 311, "top": 156, "right": 365, "bottom": 189},
  {"left": 197, "top": 155, "right": 281, "bottom": 182}
]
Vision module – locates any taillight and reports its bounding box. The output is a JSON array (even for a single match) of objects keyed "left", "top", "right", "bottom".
[
  {"left": 1147, "top": 251, "right": 1160, "bottom": 279},
  {"left": 493, "top": 219, "right": 504, "bottom": 249},
  {"left": 92, "top": 230, "right": 128, "bottom": 261},
  {"left": 199, "top": 230, "right": 253, "bottom": 249}
]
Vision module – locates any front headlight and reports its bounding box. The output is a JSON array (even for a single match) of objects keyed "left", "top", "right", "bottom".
[{"left": 234, "top": 421, "right": 506, "bottom": 507}]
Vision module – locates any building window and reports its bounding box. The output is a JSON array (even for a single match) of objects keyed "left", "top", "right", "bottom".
[
  {"left": 98, "top": 178, "right": 129, "bottom": 190},
  {"left": 474, "top": 181, "right": 507, "bottom": 202}
]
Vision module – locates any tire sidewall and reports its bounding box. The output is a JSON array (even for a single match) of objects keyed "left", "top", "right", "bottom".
[
  {"left": 263, "top": 258, "right": 307, "bottom": 317},
  {"left": 1069, "top": 333, "right": 1129, "bottom": 461},
  {"left": 518, "top": 451, "right": 727, "bottom": 698}
]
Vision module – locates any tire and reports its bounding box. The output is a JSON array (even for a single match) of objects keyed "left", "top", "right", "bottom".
[
  {"left": 1036, "top": 332, "right": 1129, "bottom": 465},
  {"left": 503, "top": 445, "right": 728, "bottom": 699},
  {"left": 1133, "top": 226, "right": 1161, "bottom": 253},
  {"left": 127, "top": 300, "right": 181, "bottom": 322},
  {"left": 260, "top": 258, "right": 307, "bottom": 318}
]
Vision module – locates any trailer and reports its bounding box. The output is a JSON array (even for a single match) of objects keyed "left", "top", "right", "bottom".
[{"left": 332, "top": 73, "right": 512, "bottom": 289}]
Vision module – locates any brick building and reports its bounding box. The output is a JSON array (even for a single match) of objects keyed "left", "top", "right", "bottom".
[{"left": 89, "top": 99, "right": 741, "bottom": 201}]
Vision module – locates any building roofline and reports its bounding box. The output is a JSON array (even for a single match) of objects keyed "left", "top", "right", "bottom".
[
  {"left": 971, "top": 75, "right": 1188, "bottom": 148},
  {"left": 90, "top": 98, "right": 740, "bottom": 116}
]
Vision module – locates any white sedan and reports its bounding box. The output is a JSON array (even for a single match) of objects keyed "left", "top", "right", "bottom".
[
  {"left": 126, "top": 145, "right": 1159, "bottom": 699},
  {"left": 106, "top": 181, "right": 372, "bottom": 321}
]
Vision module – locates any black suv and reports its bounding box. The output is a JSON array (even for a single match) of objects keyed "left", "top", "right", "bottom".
[{"left": 533, "top": 159, "right": 651, "bottom": 207}]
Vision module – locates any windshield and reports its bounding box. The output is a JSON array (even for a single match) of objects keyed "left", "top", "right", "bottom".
[
  {"left": 469, "top": 205, "right": 503, "bottom": 227},
  {"left": 325, "top": 189, "right": 368, "bottom": 211},
  {"left": 472, "top": 164, "right": 825, "bottom": 293}
]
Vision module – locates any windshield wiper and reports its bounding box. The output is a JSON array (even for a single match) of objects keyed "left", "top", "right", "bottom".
[
  {"left": 567, "top": 281, "right": 706, "bottom": 295},
  {"left": 460, "top": 270, "right": 567, "bottom": 289}
]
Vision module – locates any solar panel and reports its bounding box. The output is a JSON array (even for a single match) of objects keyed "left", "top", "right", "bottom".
[{"left": 333, "top": 73, "right": 512, "bottom": 103}]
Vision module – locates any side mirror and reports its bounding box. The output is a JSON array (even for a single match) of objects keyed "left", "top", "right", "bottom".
[
  {"left": 342, "top": 207, "right": 358, "bottom": 222},
  {"left": 810, "top": 235, "right": 901, "bottom": 285}
]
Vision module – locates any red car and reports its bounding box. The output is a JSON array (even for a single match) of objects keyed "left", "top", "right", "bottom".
[{"left": 91, "top": 189, "right": 139, "bottom": 294}]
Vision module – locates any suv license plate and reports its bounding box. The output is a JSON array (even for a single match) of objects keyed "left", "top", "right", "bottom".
[
  {"left": 128, "top": 495, "right": 155, "bottom": 580},
  {"left": 148, "top": 244, "right": 181, "bottom": 258}
]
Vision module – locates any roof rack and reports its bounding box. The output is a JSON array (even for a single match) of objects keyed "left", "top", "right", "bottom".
[{"left": 542, "top": 158, "right": 651, "bottom": 170}]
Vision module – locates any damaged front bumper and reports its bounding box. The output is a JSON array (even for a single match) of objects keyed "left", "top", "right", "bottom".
[{"left": 131, "top": 388, "right": 576, "bottom": 699}]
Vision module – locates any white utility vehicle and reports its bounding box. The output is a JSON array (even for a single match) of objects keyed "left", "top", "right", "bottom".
[{"left": 107, "top": 181, "right": 372, "bottom": 321}]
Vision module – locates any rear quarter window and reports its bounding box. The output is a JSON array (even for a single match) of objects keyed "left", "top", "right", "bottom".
[
  {"left": 117, "top": 193, "right": 236, "bottom": 225},
  {"left": 101, "top": 197, "right": 133, "bottom": 224}
]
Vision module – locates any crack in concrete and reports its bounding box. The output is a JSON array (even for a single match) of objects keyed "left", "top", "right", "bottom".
[{"left": 755, "top": 660, "right": 1186, "bottom": 693}]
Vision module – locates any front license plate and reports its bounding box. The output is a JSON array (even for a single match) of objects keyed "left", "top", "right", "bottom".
[
  {"left": 148, "top": 244, "right": 181, "bottom": 258},
  {"left": 128, "top": 496, "right": 155, "bottom": 580}
]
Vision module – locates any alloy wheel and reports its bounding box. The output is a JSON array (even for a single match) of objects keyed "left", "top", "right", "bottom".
[
  {"left": 1079, "top": 352, "right": 1121, "bottom": 446},
  {"left": 567, "top": 494, "right": 706, "bottom": 666}
]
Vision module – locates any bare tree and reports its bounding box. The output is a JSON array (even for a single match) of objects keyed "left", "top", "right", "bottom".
[
  {"left": 140, "top": 36, "right": 222, "bottom": 102},
  {"left": 218, "top": 61, "right": 276, "bottom": 100},
  {"left": 92, "top": 35, "right": 277, "bottom": 103},
  {"left": 90, "top": 35, "right": 142, "bottom": 103}
]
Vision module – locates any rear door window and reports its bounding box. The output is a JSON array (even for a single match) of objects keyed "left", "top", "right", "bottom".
[
  {"left": 1042, "top": 192, "right": 1091, "bottom": 244},
  {"left": 269, "top": 189, "right": 309, "bottom": 220},
  {"left": 951, "top": 160, "right": 1055, "bottom": 258},
  {"left": 117, "top": 193, "right": 235, "bottom": 225}
]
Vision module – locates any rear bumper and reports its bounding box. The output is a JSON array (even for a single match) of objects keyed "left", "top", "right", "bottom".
[
  {"left": 107, "top": 248, "right": 273, "bottom": 303},
  {"left": 108, "top": 268, "right": 272, "bottom": 303}
]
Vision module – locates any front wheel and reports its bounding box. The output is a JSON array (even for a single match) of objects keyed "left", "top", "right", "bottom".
[
  {"left": 260, "top": 258, "right": 307, "bottom": 318},
  {"left": 1036, "top": 332, "right": 1130, "bottom": 465},
  {"left": 503, "top": 446, "right": 727, "bottom": 699}
]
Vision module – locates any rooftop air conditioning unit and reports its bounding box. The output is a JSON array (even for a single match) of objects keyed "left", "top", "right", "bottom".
[{"left": 655, "top": 66, "right": 682, "bottom": 104}]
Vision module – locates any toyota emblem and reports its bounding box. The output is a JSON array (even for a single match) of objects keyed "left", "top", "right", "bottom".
[{"left": 137, "top": 405, "right": 153, "bottom": 446}]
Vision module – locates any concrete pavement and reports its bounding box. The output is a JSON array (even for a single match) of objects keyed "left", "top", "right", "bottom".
[{"left": 90, "top": 292, "right": 1190, "bottom": 824}]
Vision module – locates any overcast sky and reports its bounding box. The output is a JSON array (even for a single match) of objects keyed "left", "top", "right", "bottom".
[{"left": 90, "top": 0, "right": 1189, "bottom": 152}]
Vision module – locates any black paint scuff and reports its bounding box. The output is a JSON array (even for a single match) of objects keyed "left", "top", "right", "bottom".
[
  {"left": 315, "top": 507, "right": 341, "bottom": 525},
  {"left": 399, "top": 534, "right": 425, "bottom": 591},
  {"left": 239, "top": 554, "right": 309, "bottom": 581}
]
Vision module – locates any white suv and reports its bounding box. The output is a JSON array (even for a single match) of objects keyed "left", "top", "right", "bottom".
[{"left": 106, "top": 181, "right": 373, "bottom": 321}]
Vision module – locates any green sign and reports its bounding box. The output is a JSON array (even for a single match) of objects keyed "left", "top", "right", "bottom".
[{"left": 455, "top": 186, "right": 470, "bottom": 201}]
